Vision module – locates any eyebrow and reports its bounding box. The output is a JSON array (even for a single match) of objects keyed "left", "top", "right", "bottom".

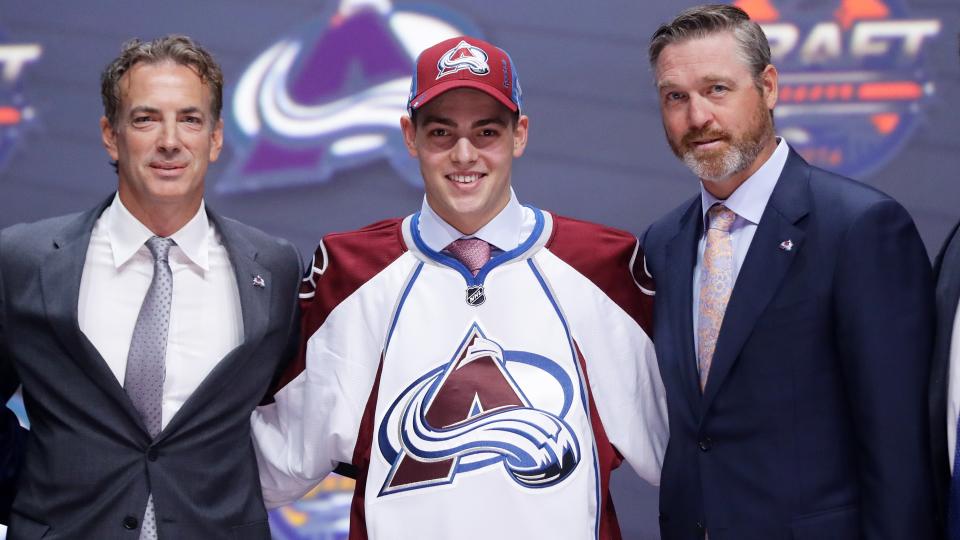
[
  {"left": 421, "top": 115, "right": 508, "bottom": 128},
  {"left": 128, "top": 106, "right": 205, "bottom": 116},
  {"left": 657, "top": 75, "right": 735, "bottom": 91}
]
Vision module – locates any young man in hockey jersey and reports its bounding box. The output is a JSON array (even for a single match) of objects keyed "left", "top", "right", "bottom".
[{"left": 252, "top": 36, "right": 668, "bottom": 539}]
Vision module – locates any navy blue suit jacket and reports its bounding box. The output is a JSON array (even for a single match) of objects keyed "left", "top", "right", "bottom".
[
  {"left": 642, "top": 150, "right": 937, "bottom": 540},
  {"left": 930, "top": 218, "right": 960, "bottom": 532}
]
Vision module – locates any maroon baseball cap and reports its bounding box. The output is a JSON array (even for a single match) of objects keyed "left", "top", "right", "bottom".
[{"left": 407, "top": 36, "right": 523, "bottom": 115}]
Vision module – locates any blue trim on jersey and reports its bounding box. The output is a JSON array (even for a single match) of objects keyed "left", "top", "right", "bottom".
[
  {"left": 527, "top": 259, "right": 603, "bottom": 540},
  {"left": 408, "top": 206, "right": 546, "bottom": 286},
  {"left": 382, "top": 261, "right": 425, "bottom": 359}
]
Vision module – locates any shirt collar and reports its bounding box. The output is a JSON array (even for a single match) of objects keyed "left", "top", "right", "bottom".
[
  {"left": 105, "top": 192, "right": 211, "bottom": 270},
  {"left": 418, "top": 188, "right": 525, "bottom": 252},
  {"left": 700, "top": 137, "right": 790, "bottom": 226}
]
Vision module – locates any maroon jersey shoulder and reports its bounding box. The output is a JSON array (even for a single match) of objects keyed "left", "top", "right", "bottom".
[
  {"left": 275, "top": 218, "right": 406, "bottom": 393},
  {"left": 545, "top": 213, "right": 655, "bottom": 334},
  {"left": 299, "top": 217, "right": 407, "bottom": 308}
]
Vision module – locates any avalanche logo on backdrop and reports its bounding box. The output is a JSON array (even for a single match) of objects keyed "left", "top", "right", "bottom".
[
  {"left": 221, "top": 0, "right": 483, "bottom": 193},
  {"left": 0, "top": 31, "right": 41, "bottom": 172},
  {"left": 734, "top": 0, "right": 940, "bottom": 178},
  {"left": 436, "top": 40, "right": 489, "bottom": 79},
  {"left": 378, "top": 325, "right": 581, "bottom": 496}
]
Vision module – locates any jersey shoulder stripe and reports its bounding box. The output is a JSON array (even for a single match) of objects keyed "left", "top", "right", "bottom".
[
  {"left": 545, "top": 213, "right": 655, "bottom": 335},
  {"left": 275, "top": 218, "right": 407, "bottom": 393}
]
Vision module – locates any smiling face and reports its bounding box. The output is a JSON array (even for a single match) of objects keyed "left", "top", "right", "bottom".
[
  {"left": 101, "top": 61, "right": 223, "bottom": 232},
  {"left": 401, "top": 88, "right": 528, "bottom": 235},
  {"left": 655, "top": 31, "right": 777, "bottom": 199}
]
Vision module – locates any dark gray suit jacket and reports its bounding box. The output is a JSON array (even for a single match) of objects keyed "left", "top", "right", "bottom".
[
  {"left": 0, "top": 196, "right": 301, "bottom": 539},
  {"left": 0, "top": 405, "right": 25, "bottom": 524}
]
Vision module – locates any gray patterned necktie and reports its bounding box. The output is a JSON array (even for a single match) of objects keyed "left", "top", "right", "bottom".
[{"left": 124, "top": 236, "right": 174, "bottom": 540}]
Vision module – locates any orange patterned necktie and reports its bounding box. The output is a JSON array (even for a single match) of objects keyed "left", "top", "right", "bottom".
[{"left": 697, "top": 204, "right": 736, "bottom": 391}]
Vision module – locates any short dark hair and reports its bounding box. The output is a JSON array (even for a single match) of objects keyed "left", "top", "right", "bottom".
[
  {"left": 100, "top": 35, "right": 224, "bottom": 129},
  {"left": 649, "top": 4, "right": 771, "bottom": 85}
]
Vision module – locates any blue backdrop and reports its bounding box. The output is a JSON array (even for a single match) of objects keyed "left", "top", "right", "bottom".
[{"left": 1, "top": 0, "right": 958, "bottom": 538}]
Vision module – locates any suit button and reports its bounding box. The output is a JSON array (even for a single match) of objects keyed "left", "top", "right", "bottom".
[
  {"left": 698, "top": 437, "right": 712, "bottom": 451},
  {"left": 659, "top": 512, "right": 669, "bottom": 523},
  {"left": 147, "top": 448, "right": 158, "bottom": 461},
  {"left": 696, "top": 520, "right": 704, "bottom": 530},
  {"left": 122, "top": 516, "right": 139, "bottom": 530}
]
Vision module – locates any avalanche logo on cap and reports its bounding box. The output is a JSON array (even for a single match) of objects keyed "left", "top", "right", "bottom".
[
  {"left": 735, "top": 0, "right": 941, "bottom": 179},
  {"left": 436, "top": 40, "right": 489, "bottom": 79},
  {"left": 221, "top": 0, "right": 483, "bottom": 193}
]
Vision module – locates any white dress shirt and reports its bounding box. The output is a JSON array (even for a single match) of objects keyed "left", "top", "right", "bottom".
[
  {"left": 947, "top": 301, "right": 960, "bottom": 472},
  {"left": 78, "top": 193, "right": 243, "bottom": 429},
  {"left": 692, "top": 138, "right": 790, "bottom": 350},
  {"left": 417, "top": 188, "right": 535, "bottom": 253}
]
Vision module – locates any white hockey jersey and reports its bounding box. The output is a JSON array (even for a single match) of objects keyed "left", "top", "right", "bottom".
[{"left": 252, "top": 207, "right": 668, "bottom": 539}]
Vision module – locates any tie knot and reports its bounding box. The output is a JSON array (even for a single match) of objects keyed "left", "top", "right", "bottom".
[
  {"left": 446, "top": 237, "right": 491, "bottom": 276},
  {"left": 707, "top": 204, "right": 736, "bottom": 233},
  {"left": 145, "top": 236, "right": 174, "bottom": 262}
]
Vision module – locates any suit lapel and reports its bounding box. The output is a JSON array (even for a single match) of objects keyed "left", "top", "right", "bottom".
[
  {"left": 156, "top": 210, "right": 272, "bottom": 441},
  {"left": 701, "top": 150, "right": 810, "bottom": 412},
  {"left": 930, "top": 220, "right": 960, "bottom": 455},
  {"left": 664, "top": 199, "right": 704, "bottom": 415},
  {"left": 933, "top": 222, "right": 960, "bottom": 348},
  {"left": 39, "top": 196, "right": 146, "bottom": 430}
]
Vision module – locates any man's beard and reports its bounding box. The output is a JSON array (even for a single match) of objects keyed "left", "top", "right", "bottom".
[{"left": 669, "top": 103, "right": 774, "bottom": 184}]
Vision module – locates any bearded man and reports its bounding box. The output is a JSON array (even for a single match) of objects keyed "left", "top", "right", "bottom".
[{"left": 640, "top": 5, "right": 937, "bottom": 539}]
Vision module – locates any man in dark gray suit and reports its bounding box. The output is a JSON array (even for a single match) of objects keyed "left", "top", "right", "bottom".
[
  {"left": 0, "top": 35, "right": 300, "bottom": 539},
  {"left": 0, "top": 406, "right": 25, "bottom": 524}
]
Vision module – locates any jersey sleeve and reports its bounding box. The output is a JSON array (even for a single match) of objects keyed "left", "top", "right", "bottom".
[
  {"left": 251, "top": 220, "right": 405, "bottom": 507},
  {"left": 546, "top": 215, "right": 667, "bottom": 486}
]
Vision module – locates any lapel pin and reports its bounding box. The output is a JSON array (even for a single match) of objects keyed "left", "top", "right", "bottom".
[
  {"left": 779, "top": 239, "right": 794, "bottom": 252},
  {"left": 252, "top": 275, "right": 266, "bottom": 288}
]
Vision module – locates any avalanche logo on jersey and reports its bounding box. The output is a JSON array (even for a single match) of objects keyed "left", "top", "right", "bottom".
[
  {"left": 436, "top": 40, "right": 489, "bottom": 79},
  {"left": 0, "top": 30, "right": 41, "bottom": 172},
  {"left": 220, "top": 0, "right": 483, "bottom": 193},
  {"left": 734, "top": 0, "right": 940, "bottom": 179},
  {"left": 378, "top": 325, "right": 581, "bottom": 496}
]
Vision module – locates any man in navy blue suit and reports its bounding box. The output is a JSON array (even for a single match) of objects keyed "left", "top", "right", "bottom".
[
  {"left": 933, "top": 214, "right": 960, "bottom": 537},
  {"left": 0, "top": 405, "right": 25, "bottom": 524},
  {"left": 929, "top": 37, "right": 960, "bottom": 539},
  {"left": 641, "top": 5, "right": 936, "bottom": 539}
]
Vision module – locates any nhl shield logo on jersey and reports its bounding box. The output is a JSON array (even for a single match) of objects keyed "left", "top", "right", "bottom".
[
  {"left": 465, "top": 284, "right": 485, "bottom": 306},
  {"left": 436, "top": 40, "right": 490, "bottom": 80},
  {"left": 378, "top": 324, "right": 581, "bottom": 496}
]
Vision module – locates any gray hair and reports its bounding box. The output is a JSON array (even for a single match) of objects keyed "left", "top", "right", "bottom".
[
  {"left": 100, "top": 35, "right": 223, "bottom": 129},
  {"left": 648, "top": 4, "right": 771, "bottom": 84}
]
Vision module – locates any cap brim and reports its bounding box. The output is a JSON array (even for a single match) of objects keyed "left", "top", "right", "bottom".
[{"left": 409, "top": 79, "right": 518, "bottom": 113}]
